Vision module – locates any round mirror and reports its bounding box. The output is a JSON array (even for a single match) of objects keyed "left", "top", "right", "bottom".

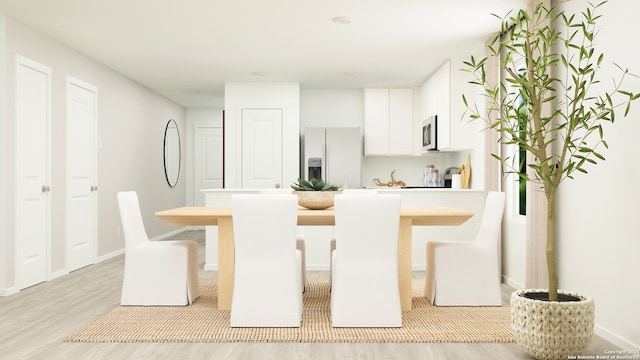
[{"left": 163, "top": 119, "right": 181, "bottom": 187}]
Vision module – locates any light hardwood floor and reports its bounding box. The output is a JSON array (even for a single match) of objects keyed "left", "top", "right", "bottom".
[{"left": 0, "top": 230, "right": 619, "bottom": 360}]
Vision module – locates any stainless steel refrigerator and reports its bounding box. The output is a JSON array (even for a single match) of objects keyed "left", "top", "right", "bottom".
[{"left": 303, "top": 127, "right": 362, "bottom": 189}]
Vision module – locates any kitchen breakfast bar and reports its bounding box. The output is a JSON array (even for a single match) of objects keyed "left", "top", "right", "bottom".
[{"left": 156, "top": 204, "right": 474, "bottom": 311}]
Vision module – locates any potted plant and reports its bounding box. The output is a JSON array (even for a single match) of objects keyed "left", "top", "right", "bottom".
[
  {"left": 462, "top": 1, "right": 639, "bottom": 359},
  {"left": 291, "top": 178, "right": 342, "bottom": 210}
]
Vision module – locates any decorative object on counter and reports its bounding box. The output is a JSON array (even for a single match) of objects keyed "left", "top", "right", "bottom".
[
  {"left": 460, "top": 153, "right": 471, "bottom": 189},
  {"left": 373, "top": 170, "right": 406, "bottom": 187},
  {"left": 291, "top": 178, "right": 341, "bottom": 210},
  {"left": 422, "top": 165, "right": 434, "bottom": 187},
  {"left": 425, "top": 169, "right": 443, "bottom": 188},
  {"left": 423, "top": 165, "right": 443, "bottom": 187},
  {"left": 463, "top": 1, "right": 639, "bottom": 358}
]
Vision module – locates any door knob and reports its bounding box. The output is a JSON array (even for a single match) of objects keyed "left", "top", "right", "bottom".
[
  {"left": 91, "top": 185, "right": 98, "bottom": 191},
  {"left": 42, "top": 185, "right": 51, "bottom": 192},
  {"left": 275, "top": 183, "right": 281, "bottom": 188}
]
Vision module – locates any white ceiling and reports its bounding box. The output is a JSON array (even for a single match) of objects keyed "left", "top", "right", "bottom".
[{"left": 0, "top": 0, "right": 528, "bottom": 108}]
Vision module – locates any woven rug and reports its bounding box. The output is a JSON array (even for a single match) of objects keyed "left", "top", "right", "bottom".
[{"left": 65, "top": 278, "right": 514, "bottom": 343}]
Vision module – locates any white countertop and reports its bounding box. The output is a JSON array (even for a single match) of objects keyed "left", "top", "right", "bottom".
[{"left": 202, "top": 187, "right": 484, "bottom": 193}]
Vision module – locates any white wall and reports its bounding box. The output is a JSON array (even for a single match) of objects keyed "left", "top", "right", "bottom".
[
  {"left": 555, "top": 1, "right": 640, "bottom": 349},
  {"left": 0, "top": 16, "right": 186, "bottom": 293}
]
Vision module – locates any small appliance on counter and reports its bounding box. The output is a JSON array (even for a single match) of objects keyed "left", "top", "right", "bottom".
[
  {"left": 422, "top": 115, "right": 438, "bottom": 152},
  {"left": 443, "top": 167, "right": 460, "bottom": 188}
]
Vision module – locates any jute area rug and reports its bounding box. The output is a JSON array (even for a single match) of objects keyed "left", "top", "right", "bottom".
[{"left": 65, "top": 278, "right": 514, "bottom": 343}]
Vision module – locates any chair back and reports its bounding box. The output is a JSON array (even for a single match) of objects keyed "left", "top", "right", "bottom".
[
  {"left": 475, "top": 191, "right": 506, "bottom": 246},
  {"left": 117, "top": 191, "right": 150, "bottom": 249},
  {"left": 231, "top": 193, "right": 301, "bottom": 326},
  {"left": 334, "top": 194, "right": 400, "bottom": 270},
  {"left": 232, "top": 194, "right": 298, "bottom": 263}
]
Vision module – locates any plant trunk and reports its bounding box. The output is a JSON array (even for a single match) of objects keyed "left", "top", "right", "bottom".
[{"left": 546, "top": 188, "right": 559, "bottom": 301}]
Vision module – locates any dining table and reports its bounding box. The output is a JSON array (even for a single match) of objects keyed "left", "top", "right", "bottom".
[{"left": 156, "top": 206, "right": 474, "bottom": 311}]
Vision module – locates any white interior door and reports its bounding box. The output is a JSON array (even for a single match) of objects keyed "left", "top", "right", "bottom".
[
  {"left": 194, "top": 125, "right": 223, "bottom": 206},
  {"left": 15, "top": 55, "right": 51, "bottom": 290},
  {"left": 241, "top": 109, "right": 283, "bottom": 189},
  {"left": 66, "top": 77, "right": 98, "bottom": 272}
]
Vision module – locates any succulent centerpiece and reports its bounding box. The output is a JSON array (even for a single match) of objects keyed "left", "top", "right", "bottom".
[{"left": 291, "top": 178, "right": 341, "bottom": 210}]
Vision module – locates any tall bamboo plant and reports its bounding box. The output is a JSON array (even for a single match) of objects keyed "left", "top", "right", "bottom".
[{"left": 463, "top": 0, "right": 639, "bottom": 301}]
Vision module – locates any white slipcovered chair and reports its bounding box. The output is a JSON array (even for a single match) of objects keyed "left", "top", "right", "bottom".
[
  {"left": 230, "top": 194, "right": 303, "bottom": 327},
  {"left": 117, "top": 191, "right": 200, "bottom": 306},
  {"left": 331, "top": 193, "right": 402, "bottom": 327},
  {"left": 260, "top": 188, "right": 307, "bottom": 291},
  {"left": 329, "top": 188, "right": 377, "bottom": 288},
  {"left": 424, "top": 191, "right": 506, "bottom": 306}
]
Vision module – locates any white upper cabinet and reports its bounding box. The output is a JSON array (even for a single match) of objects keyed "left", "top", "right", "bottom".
[
  {"left": 419, "top": 59, "right": 475, "bottom": 151},
  {"left": 364, "top": 88, "right": 413, "bottom": 156}
]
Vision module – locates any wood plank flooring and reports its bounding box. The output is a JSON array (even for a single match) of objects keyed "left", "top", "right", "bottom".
[{"left": 0, "top": 230, "right": 619, "bottom": 360}]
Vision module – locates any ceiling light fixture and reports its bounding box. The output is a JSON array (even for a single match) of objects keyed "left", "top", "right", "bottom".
[
  {"left": 252, "top": 71, "right": 267, "bottom": 76},
  {"left": 332, "top": 16, "right": 351, "bottom": 24}
]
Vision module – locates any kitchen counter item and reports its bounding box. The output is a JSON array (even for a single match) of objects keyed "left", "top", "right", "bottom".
[
  {"left": 443, "top": 167, "right": 459, "bottom": 188},
  {"left": 461, "top": 153, "right": 471, "bottom": 189}
]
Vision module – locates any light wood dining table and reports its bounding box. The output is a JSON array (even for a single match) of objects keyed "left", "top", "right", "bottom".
[{"left": 156, "top": 206, "right": 474, "bottom": 311}]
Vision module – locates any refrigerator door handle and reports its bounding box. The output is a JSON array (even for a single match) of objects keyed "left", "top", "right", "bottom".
[{"left": 322, "top": 143, "right": 328, "bottom": 183}]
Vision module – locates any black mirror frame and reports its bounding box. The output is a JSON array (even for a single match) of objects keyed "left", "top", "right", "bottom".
[{"left": 163, "top": 119, "right": 181, "bottom": 187}]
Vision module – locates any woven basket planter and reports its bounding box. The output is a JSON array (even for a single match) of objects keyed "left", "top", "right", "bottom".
[{"left": 510, "top": 289, "right": 595, "bottom": 360}]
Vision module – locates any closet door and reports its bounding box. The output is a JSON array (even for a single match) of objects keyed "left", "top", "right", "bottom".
[
  {"left": 66, "top": 76, "right": 98, "bottom": 272},
  {"left": 15, "top": 55, "right": 52, "bottom": 290},
  {"left": 194, "top": 125, "right": 223, "bottom": 205}
]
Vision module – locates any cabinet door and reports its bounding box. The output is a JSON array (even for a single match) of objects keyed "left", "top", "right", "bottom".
[
  {"left": 389, "top": 89, "right": 413, "bottom": 155},
  {"left": 364, "top": 89, "right": 389, "bottom": 155}
]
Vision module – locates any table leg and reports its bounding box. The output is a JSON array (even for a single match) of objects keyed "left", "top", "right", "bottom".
[
  {"left": 398, "top": 217, "right": 412, "bottom": 311},
  {"left": 217, "top": 216, "right": 234, "bottom": 310}
]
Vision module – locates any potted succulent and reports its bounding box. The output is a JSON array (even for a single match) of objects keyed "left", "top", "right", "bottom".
[
  {"left": 462, "top": 1, "right": 639, "bottom": 359},
  {"left": 291, "top": 178, "right": 342, "bottom": 210}
]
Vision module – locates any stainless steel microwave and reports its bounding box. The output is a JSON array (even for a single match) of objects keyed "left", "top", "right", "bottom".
[{"left": 422, "top": 115, "right": 437, "bottom": 151}]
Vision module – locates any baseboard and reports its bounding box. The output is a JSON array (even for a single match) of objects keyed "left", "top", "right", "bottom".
[
  {"left": 151, "top": 227, "right": 187, "bottom": 241},
  {"left": 204, "top": 263, "right": 218, "bottom": 271},
  {"left": 97, "top": 248, "right": 125, "bottom": 263},
  {"left": 594, "top": 324, "right": 640, "bottom": 351},
  {"left": 307, "top": 264, "right": 330, "bottom": 271},
  {"left": 502, "top": 275, "right": 524, "bottom": 289},
  {"left": 49, "top": 269, "right": 69, "bottom": 281},
  {"left": 0, "top": 286, "right": 18, "bottom": 296}
]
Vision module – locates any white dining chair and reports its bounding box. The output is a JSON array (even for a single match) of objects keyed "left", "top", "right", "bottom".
[
  {"left": 230, "top": 194, "right": 303, "bottom": 327},
  {"left": 328, "top": 188, "right": 377, "bottom": 289},
  {"left": 331, "top": 193, "right": 402, "bottom": 327},
  {"left": 260, "top": 188, "right": 307, "bottom": 291},
  {"left": 424, "top": 191, "right": 506, "bottom": 306},
  {"left": 117, "top": 191, "right": 200, "bottom": 306}
]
